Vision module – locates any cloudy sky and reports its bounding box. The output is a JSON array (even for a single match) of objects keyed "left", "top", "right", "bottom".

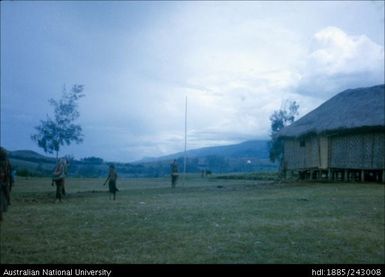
[{"left": 1, "top": 1, "right": 384, "bottom": 162}]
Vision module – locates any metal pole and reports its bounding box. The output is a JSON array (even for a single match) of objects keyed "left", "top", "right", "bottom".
[{"left": 183, "top": 96, "right": 187, "bottom": 185}]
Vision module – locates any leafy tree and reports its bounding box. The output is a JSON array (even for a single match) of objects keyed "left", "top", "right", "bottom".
[
  {"left": 268, "top": 100, "right": 299, "bottom": 164},
  {"left": 81, "top": 157, "right": 104, "bottom": 164},
  {"left": 31, "top": 85, "right": 85, "bottom": 160}
]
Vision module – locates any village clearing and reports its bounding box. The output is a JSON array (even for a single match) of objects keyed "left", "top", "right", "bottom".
[{"left": 0, "top": 175, "right": 384, "bottom": 264}]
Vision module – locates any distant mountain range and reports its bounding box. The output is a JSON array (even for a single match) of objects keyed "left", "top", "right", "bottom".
[
  {"left": 137, "top": 140, "right": 270, "bottom": 163},
  {"left": 9, "top": 150, "right": 56, "bottom": 162},
  {"left": 7, "top": 140, "right": 277, "bottom": 177}
]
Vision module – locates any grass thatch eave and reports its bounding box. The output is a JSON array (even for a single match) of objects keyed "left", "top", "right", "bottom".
[
  {"left": 278, "top": 84, "right": 385, "bottom": 139},
  {"left": 279, "top": 125, "right": 385, "bottom": 140}
]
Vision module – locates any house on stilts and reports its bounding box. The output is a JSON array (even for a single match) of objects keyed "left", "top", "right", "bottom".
[{"left": 278, "top": 84, "right": 385, "bottom": 183}]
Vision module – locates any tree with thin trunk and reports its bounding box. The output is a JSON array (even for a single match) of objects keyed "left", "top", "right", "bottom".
[
  {"left": 268, "top": 100, "right": 299, "bottom": 167},
  {"left": 31, "top": 85, "right": 85, "bottom": 160}
]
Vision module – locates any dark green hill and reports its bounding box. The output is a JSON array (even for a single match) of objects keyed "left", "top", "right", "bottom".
[
  {"left": 9, "top": 150, "right": 55, "bottom": 162},
  {"left": 136, "top": 140, "right": 277, "bottom": 175},
  {"left": 7, "top": 140, "right": 277, "bottom": 177}
]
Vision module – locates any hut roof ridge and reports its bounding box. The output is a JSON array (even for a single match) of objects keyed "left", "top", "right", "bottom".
[{"left": 278, "top": 84, "right": 385, "bottom": 138}]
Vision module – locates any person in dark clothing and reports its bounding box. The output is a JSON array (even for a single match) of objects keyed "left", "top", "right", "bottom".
[
  {"left": 0, "top": 147, "right": 12, "bottom": 221},
  {"left": 170, "top": 159, "right": 179, "bottom": 188},
  {"left": 52, "top": 158, "right": 67, "bottom": 203},
  {"left": 104, "top": 164, "right": 119, "bottom": 200}
]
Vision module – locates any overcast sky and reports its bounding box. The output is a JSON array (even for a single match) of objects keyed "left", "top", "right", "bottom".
[{"left": 1, "top": 1, "right": 384, "bottom": 162}]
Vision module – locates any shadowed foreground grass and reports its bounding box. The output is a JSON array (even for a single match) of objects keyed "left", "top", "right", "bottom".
[{"left": 0, "top": 175, "right": 384, "bottom": 264}]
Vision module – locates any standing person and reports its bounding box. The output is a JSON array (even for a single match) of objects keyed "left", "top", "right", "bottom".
[
  {"left": 104, "top": 164, "right": 118, "bottom": 200},
  {"left": 52, "top": 158, "right": 66, "bottom": 203},
  {"left": 61, "top": 158, "right": 68, "bottom": 196},
  {"left": 10, "top": 167, "right": 16, "bottom": 192},
  {"left": 170, "top": 159, "right": 179, "bottom": 188},
  {"left": 0, "top": 147, "right": 12, "bottom": 221}
]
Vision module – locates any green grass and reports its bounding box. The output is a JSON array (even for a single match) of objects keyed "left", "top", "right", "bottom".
[
  {"left": 215, "top": 171, "right": 279, "bottom": 181},
  {"left": 0, "top": 175, "right": 384, "bottom": 264}
]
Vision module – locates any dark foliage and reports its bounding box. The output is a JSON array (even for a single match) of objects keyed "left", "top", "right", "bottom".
[
  {"left": 31, "top": 85, "right": 85, "bottom": 159},
  {"left": 269, "top": 101, "right": 299, "bottom": 163}
]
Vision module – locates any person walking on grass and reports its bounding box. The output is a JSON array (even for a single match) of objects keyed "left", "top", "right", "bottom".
[
  {"left": 104, "top": 164, "right": 119, "bottom": 200},
  {"left": 52, "top": 158, "right": 67, "bottom": 203},
  {"left": 170, "top": 159, "right": 179, "bottom": 188},
  {"left": 0, "top": 147, "right": 12, "bottom": 222}
]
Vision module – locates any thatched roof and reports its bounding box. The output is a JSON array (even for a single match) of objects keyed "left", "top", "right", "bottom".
[{"left": 278, "top": 84, "right": 385, "bottom": 138}]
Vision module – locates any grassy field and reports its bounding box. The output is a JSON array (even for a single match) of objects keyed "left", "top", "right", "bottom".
[{"left": 0, "top": 175, "right": 384, "bottom": 264}]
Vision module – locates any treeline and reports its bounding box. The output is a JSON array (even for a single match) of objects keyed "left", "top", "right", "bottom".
[{"left": 9, "top": 154, "right": 277, "bottom": 178}]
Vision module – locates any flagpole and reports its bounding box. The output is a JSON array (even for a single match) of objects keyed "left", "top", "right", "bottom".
[{"left": 183, "top": 96, "right": 187, "bottom": 185}]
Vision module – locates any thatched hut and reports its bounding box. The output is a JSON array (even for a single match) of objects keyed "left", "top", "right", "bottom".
[{"left": 278, "top": 84, "right": 385, "bottom": 182}]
